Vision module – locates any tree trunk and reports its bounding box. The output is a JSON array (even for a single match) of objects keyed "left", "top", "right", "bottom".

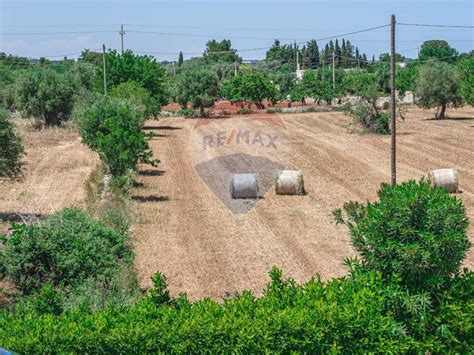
[
  {"left": 45, "top": 114, "right": 60, "bottom": 126},
  {"left": 437, "top": 103, "right": 447, "bottom": 119},
  {"left": 200, "top": 106, "right": 204, "bottom": 117}
]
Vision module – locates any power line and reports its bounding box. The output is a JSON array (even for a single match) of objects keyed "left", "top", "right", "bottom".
[
  {"left": 0, "top": 30, "right": 116, "bottom": 36},
  {"left": 398, "top": 22, "right": 474, "bottom": 29}
]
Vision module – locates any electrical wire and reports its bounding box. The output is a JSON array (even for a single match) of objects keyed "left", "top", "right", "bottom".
[
  {"left": 398, "top": 22, "right": 474, "bottom": 29},
  {"left": 0, "top": 30, "right": 116, "bottom": 36}
]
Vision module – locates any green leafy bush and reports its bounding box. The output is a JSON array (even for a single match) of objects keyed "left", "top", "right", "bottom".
[
  {"left": 110, "top": 81, "right": 161, "bottom": 119},
  {"left": 342, "top": 72, "right": 390, "bottom": 134},
  {"left": 222, "top": 72, "right": 276, "bottom": 109},
  {"left": 80, "top": 97, "right": 158, "bottom": 177},
  {"left": 15, "top": 67, "right": 76, "bottom": 126},
  {"left": 334, "top": 180, "right": 470, "bottom": 292},
  {"left": 0, "top": 208, "right": 133, "bottom": 295},
  {"left": 95, "top": 50, "right": 168, "bottom": 111},
  {"left": 0, "top": 268, "right": 472, "bottom": 353},
  {"left": 0, "top": 108, "right": 23, "bottom": 178}
]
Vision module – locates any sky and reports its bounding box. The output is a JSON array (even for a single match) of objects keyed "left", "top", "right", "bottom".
[{"left": 0, "top": 0, "right": 473, "bottom": 61}]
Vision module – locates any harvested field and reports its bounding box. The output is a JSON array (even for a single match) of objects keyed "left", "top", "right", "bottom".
[
  {"left": 132, "top": 106, "right": 474, "bottom": 300},
  {"left": 0, "top": 119, "right": 99, "bottom": 235}
]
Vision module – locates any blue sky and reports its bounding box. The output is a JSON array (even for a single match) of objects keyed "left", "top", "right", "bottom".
[{"left": 0, "top": 0, "right": 472, "bottom": 61}]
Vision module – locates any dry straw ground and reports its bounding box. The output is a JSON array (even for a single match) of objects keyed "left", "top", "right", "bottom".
[
  {"left": 0, "top": 119, "right": 99, "bottom": 235},
  {"left": 131, "top": 107, "right": 474, "bottom": 299}
]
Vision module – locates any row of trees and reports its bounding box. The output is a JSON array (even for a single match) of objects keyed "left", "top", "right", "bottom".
[{"left": 0, "top": 39, "right": 472, "bottom": 138}]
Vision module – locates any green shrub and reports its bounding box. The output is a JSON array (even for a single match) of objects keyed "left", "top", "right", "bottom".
[
  {"left": 110, "top": 81, "right": 161, "bottom": 119},
  {"left": 15, "top": 67, "right": 76, "bottom": 126},
  {"left": 0, "top": 208, "right": 133, "bottom": 295},
  {"left": 80, "top": 97, "right": 158, "bottom": 177},
  {"left": 95, "top": 50, "right": 168, "bottom": 111},
  {"left": 0, "top": 268, "right": 472, "bottom": 353},
  {"left": 177, "top": 107, "right": 195, "bottom": 118},
  {"left": 334, "top": 180, "right": 470, "bottom": 292},
  {"left": 238, "top": 107, "right": 254, "bottom": 115},
  {"left": 342, "top": 72, "right": 390, "bottom": 134},
  {"left": 0, "top": 108, "right": 23, "bottom": 178}
]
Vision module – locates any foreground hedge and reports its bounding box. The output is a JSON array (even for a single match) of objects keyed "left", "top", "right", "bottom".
[{"left": 1, "top": 268, "right": 472, "bottom": 353}]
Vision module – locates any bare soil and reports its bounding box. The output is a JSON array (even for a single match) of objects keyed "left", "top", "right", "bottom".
[{"left": 131, "top": 107, "right": 474, "bottom": 300}]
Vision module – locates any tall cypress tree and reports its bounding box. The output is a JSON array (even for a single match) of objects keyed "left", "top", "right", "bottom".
[
  {"left": 178, "top": 51, "right": 184, "bottom": 67},
  {"left": 302, "top": 40, "right": 320, "bottom": 70}
]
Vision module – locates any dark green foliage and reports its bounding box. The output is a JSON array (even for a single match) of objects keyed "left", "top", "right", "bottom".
[
  {"left": 334, "top": 180, "right": 470, "bottom": 292},
  {"left": 458, "top": 57, "right": 474, "bottom": 105},
  {"left": 175, "top": 68, "right": 220, "bottom": 116},
  {"left": 95, "top": 50, "right": 168, "bottom": 111},
  {"left": 419, "top": 40, "right": 458, "bottom": 63},
  {"left": 222, "top": 72, "right": 276, "bottom": 108},
  {"left": 203, "top": 39, "right": 241, "bottom": 63},
  {"left": 0, "top": 268, "right": 472, "bottom": 353},
  {"left": 80, "top": 97, "right": 158, "bottom": 177},
  {"left": 0, "top": 108, "right": 23, "bottom": 178},
  {"left": 178, "top": 51, "right": 184, "bottom": 67},
  {"left": 0, "top": 208, "right": 133, "bottom": 295},
  {"left": 110, "top": 81, "right": 161, "bottom": 118},
  {"left": 15, "top": 67, "right": 76, "bottom": 125},
  {"left": 396, "top": 63, "right": 419, "bottom": 95},
  {"left": 415, "top": 61, "right": 463, "bottom": 119}
]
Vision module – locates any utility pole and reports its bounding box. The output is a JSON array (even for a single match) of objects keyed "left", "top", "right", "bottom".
[
  {"left": 390, "top": 14, "right": 397, "bottom": 186},
  {"left": 332, "top": 50, "right": 335, "bottom": 90},
  {"left": 119, "top": 24, "right": 125, "bottom": 54},
  {"left": 102, "top": 44, "right": 107, "bottom": 95},
  {"left": 234, "top": 61, "right": 237, "bottom": 76}
]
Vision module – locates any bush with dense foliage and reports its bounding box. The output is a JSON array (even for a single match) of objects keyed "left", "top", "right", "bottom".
[
  {"left": 0, "top": 208, "right": 133, "bottom": 295},
  {"left": 80, "top": 97, "right": 158, "bottom": 177},
  {"left": 15, "top": 67, "right": 76, "bottom": 125},
  {"left": 95, "top": 50, "right": 168, "bottom": 111},
  {"left": 110, "top": 81, "right": 160, "bottom": 118},
  {"left": 0, "top": 266, "right": 472, "bottom": 353},
  {"left": 0, "top": 107, "right": 23, "bottom": 178},
  {"left": 334, "top": 179, "right": 470, "bottom": 292},
  {"left": 174, "top": 68, "right": 220, "bottom": 116},
  {"left": 342, "top": 72, "right": 390, "bottom": 134},
  {"left": 458, "top": 57, "right": 474, "bottom": 106},
  {"left": 222, "top": 72, "right": 276, "bottom": 109},
  {"left": 415, "top": 61, "right": 463, "bottom": 119}
]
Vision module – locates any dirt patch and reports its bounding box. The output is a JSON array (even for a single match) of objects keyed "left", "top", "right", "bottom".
[
  {"left": 0, "top": 119, "right": 99, "bottom": 235},
  {"left": 131, "top": 106, "right": 474, "bottom": 300}
]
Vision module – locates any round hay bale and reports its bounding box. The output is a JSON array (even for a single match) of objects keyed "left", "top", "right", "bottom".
[
  {"left": 230, "top": 173, "right": 258, "bottom": 199},
  {"left": 428, "top": 168, "right": 459, "bottom": 193},
  {"left": 275, "top": 170, "right": 305, "bottom": 195}
]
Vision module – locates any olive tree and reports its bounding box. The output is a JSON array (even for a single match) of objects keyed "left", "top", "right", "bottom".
[
  {"left": 175, "top": 68, "right": 219, "bottom": 116},
  {"left": 15, "top": 67, "right": 76, "bottom": 126},
  {"left": 0, "top": 107, "right": 23, "bottom": 178},
  {"left": 415, "top": 62, "right": 463, "bottom": 119}
]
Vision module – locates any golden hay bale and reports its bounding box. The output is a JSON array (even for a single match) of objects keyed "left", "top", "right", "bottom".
[
  {"left": 230, "top": 173, "right": 258, "bottom": 199},
  {"left": 428, "top": 168, "right": 459, "bottom": 193},
  {"left": 275, "top": 170, "right": 305, "bottom": 195}
]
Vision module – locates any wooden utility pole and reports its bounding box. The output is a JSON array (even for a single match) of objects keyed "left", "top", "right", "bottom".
[
  {"left": 102, "top": 44, "right": 107, "bottom": 95},
  {"left": 120, "top": 25, "right": 125, "bottom": 54},
  {"left": 390, "top": 14, "right": 397, "bottom": 186},
  {"left": 332, "top": 50, "right": 335, "bottom": 90}
]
